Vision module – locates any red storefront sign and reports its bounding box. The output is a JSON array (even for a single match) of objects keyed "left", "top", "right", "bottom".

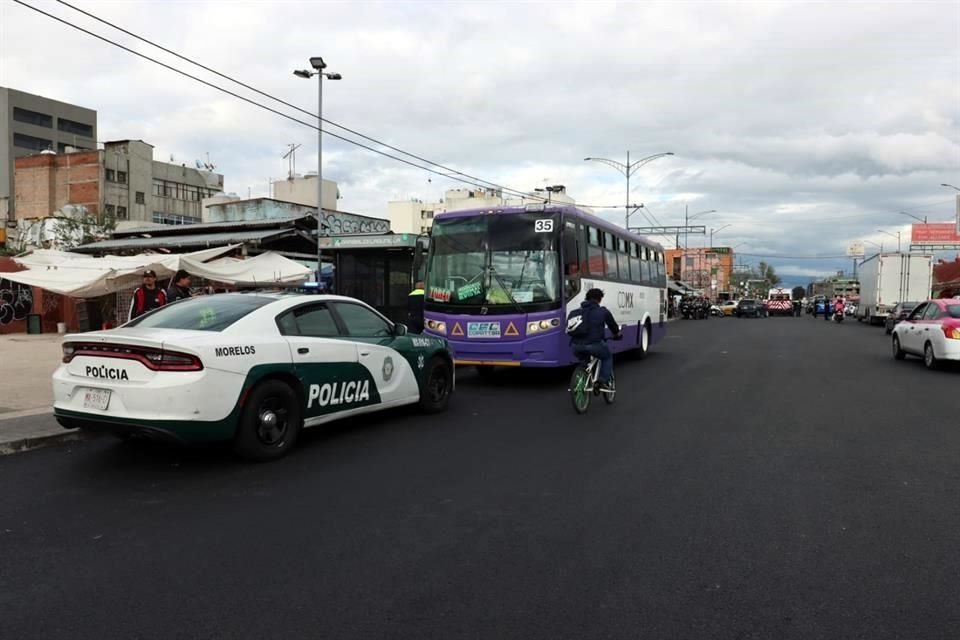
[{"left": 911, "top": 223, "right": 960, "bottom": 244}]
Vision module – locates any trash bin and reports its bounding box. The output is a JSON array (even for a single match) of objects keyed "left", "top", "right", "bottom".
[{"left": 27, "top": 313, "right": 42, "bottom": 335}]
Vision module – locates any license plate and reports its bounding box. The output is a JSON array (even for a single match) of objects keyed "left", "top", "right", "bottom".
[
  {"left": 82, "top": 388, "right": 111, "bottom": 411},
  {"left": 467, "top": 322, "right": 501, "bottom": 338}
]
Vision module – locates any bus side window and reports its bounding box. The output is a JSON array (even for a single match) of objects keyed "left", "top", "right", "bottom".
[
  {"left": 587, "top": 228, "right": 605, "bottom": 276},
  {"left": 563, "top": 222, "right": 582, "bottom": 298},
  {"left": 618, "top": 240, "right": 631, "bottom": 281}
]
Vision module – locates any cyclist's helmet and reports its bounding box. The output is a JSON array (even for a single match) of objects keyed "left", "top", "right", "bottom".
[{"left": 586, "top": 288, "right": 604, "bottom": 302}]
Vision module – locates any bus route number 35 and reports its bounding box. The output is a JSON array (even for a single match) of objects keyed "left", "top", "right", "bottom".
[{"left": 534, "top": 219, "right": 554, "bottom": 233}]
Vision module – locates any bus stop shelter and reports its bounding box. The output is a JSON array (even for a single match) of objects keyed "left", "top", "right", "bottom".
[{"left": 317, "top": 233, "right": 424, "bottom": 323}]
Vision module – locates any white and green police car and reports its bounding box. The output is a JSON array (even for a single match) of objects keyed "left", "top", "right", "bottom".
[{"left": 53, "top": 293, "right": 454, "bottom": 460}]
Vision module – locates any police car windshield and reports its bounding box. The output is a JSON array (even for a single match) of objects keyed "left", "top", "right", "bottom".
[{"left": 126, "top": 295, "right": 274, "bottom": 331}]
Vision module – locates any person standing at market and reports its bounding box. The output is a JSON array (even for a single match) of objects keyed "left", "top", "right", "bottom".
[
  {"left": 128, "top": 269, "right": 167, "bottom": 321},
  {"left": 166, "top": 270, "right": 193, "bottom": 303}
]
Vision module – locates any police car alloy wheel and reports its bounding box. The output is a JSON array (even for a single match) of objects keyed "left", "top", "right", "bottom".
[
  {"left": 419, "top": 357, "right": 452, "bottom": 413},
  {"left": 234, "top": 379, "right": 303, "bottom": 460}
]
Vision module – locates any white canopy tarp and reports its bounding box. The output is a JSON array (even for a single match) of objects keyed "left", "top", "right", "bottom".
[
  {"left": 179, "top": 251, "right": 311, "bottom": 285},
  {"left": 2, "top": 245, "right": 240, "bottom": 298}
]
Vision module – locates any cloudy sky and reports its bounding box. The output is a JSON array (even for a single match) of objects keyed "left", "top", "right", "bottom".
[{"left": 3, "top": 0, "right": 959, "bottom": 280}]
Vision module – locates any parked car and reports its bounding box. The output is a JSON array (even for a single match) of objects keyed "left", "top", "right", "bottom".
[
  {"left": 884, "top": 301, "right": 920, "bottom": 334},
  {"left": 719, "top": 300, "right": 739, "bottom": 316},
  {"left": 736, "top": 299, "right": 760, "bottom": 318},
  {"left": 891, "top": 298, "right": 960, "bottom": 370},
  {"left": 53, "top": 293, "right": 455, "bottom": 460}
]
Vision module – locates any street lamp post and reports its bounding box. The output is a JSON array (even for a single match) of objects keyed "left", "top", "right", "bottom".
[
  {"left": 584, "top": 151, "right": 674, "bottom": 228},
  {"left": 900, "top": 211, "right": 927, "bottom": 224},
  {"left": 877, "top": 229, "right": 902, "bottom": 253},
  {"left": 295, "top": 56, "right": 342, "bottom": 282},
  {"left": 709, "top": 224, "right": 731, "bottom": 248},
  {"left": 941, "top": 183, "right": 960, "bottom": 192}
]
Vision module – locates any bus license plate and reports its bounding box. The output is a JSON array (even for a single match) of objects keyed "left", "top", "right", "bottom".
[
  {"left": 82, "top": 388, "right": 111, "bottom": 411},
  {"left": 467, "top": 322, "right": 501, "bottom": 338}
]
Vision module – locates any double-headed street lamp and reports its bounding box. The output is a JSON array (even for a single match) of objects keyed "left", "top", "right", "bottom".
[
  {"left": 877, "top": 229, "right": 902, "bottom": 252},
  {"left": 941, "top": 183, "right": 960, "bottom": 192},
  {"left": 294, "top": 56, "right": 342, "bottom": 281},
  {"left": 584, "top": 151, "right": 674, "bottom": 228}
]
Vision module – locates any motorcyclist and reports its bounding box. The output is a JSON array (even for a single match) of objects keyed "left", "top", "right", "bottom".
[
  {"left": 834, "top": 297, "right": 845, "bottom": 318},
  {"left": 569, "top": 288, "right": 622, "bottom": 392}
]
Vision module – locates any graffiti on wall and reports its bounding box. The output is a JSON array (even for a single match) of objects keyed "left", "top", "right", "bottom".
[
  {"left": 318, "top": 210, "right": 390, "bottom": 235},
  {"left": 0, "top": 280, "right": 33, "bottom": 325}
]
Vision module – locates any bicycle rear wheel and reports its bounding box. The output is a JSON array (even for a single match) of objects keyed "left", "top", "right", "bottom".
[
  {"left": 569, "top": 365, "right": 592, "bottom": 414},
  {"left": 602, "top": 373, "right": 616, "bottom": 404}
]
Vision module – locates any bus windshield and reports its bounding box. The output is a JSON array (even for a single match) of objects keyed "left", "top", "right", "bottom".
[{"left": 426, "top": 213, "right": 560, "bottom": 307}]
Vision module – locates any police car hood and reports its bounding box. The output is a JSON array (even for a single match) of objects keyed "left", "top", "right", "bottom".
[{"left": 63, "top": 328, "right": 215, "bottom": 352}]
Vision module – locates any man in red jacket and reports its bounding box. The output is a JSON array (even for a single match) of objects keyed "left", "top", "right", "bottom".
[{"left": 128, "top": 270, "right": 167, "bottom": 321}]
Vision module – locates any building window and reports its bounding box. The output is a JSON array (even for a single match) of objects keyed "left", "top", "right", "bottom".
[
  {"left": 104, "top": 204, "right": 116, "bottom": 216},
  {"left": 152, "top": 212, "right": 200, "bottom": 225},
  {"left": 13, "top": 132, "right": 53, "bottom": 152},
  {"left": 116, "top": 206, "right": 128, "bottom": 219},
  {"left": 105, "top": 169, "right": 116, "bottom": 182},
  {"left": 13, "top": 107, "right": 53, "bottom": 128},
  {"left": 117, "top": 171, "right": 127, "bottom": 184},
  {"left": 57, "top": 118, "right": 94, "bottom": 138},
  {"left": 135, "top": 191, "right": 145, "bottom": 204}
]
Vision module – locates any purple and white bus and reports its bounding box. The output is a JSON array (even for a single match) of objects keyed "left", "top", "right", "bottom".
[{"left": 421, "top": 204, "right": 668, "bottom": 369}]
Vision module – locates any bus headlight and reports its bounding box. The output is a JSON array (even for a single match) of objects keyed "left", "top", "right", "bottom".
[
  {"left": 527, "top": 319, "right": 559, "bottom": 335},
  {"left": 427, "top": 320, "right": 447, "bottom": 334},
  {"left": 527, "top": 321, "right": 540, "bottom": 334}
]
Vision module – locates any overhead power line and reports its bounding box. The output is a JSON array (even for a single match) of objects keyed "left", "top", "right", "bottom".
[
  {"left": 12, "top": 0, "right": 552, "bottom": 204},
  {"left": 51, "top": 0, "right": 543, "bottom": 203}
]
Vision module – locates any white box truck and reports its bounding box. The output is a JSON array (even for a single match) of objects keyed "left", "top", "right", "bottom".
[{"left": 857, "top": 252, "right": 933, "bottom": 325}]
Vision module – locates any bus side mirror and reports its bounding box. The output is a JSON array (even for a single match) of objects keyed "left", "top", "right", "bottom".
[{"left": 412, "top": 234, "right": 429, "bottom": 283}]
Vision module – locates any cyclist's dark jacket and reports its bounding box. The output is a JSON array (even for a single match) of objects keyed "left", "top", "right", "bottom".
[{"left": 572, "top": 299, "right": 620, "bottom": 345}]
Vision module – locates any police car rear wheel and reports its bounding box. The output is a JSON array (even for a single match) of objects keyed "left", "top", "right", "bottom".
[
  {"left": 234, "top": 380, "right": 302, "bottom": 460},
  {"left": 420, "top": 357, "right": 452, "bottom": 413}
]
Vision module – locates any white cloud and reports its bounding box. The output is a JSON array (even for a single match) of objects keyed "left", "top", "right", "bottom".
[{"left": 2, "top": 0, "right": 958, "bottom": 282}]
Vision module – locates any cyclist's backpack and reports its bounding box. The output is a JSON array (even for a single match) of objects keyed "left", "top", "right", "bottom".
[{"left": 566, "top": 307, "right": 589, "bottom": 339}]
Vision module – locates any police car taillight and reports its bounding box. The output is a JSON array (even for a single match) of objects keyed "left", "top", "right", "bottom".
[
  {"left": 143, "top": 350, "right": 204, "bottom": 371},
  {"left": 61, "top": 342, "right": 202, "bottom": 371}
]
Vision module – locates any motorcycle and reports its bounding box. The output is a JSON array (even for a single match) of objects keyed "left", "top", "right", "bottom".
[{"left": 833, "top": 307, "right": 844, "bottom": 323}]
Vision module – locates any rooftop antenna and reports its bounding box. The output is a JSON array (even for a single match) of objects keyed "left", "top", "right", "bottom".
[{"left": 282, "top": 144, "right": 301, "bottom": 180}]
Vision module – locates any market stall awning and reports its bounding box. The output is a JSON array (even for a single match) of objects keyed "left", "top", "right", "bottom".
[
  {"left": 70, "top": 228, "right": 299, "bottom": 253},
  {"left": 0, "top": 245, "right": 308, "bottom": 298}
]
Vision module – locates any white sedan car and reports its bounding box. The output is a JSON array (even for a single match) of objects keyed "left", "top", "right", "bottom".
[
  {"left": 891, "top": 299, "right": 960, "bottom": 370},
  {"left": 54, "top": 293, "right": 454, "bottom": 460}
]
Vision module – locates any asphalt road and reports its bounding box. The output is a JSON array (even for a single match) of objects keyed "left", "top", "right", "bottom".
[{"left": 2, "top": 315, "right": 958, "bottom": 639}]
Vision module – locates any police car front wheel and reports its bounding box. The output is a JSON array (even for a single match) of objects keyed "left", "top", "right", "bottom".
[
  {"left": 234, "top": 380, "right": 303, "bottom": 461},
  {"left": 420, "top": 357, "right": 452, "bottom": 414}
]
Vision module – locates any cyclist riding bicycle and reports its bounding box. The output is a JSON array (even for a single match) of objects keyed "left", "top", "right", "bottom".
[{"left": 567, "top": 288, "right": 622, "bottom": 391}]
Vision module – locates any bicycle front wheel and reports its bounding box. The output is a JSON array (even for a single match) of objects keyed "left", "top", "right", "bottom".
[
  {"left": 569, "top": 365, "right": 592, "bottom": 414},
  {"left": 602, "top": 373, "right": 616, "bottom": 404}
]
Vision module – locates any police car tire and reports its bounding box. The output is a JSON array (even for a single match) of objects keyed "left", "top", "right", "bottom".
[
  {"left": 420, "top": 357, "right": 452, "bottom": 414},
  {"left": 234, "top": 380, "right": 302, "bottom": 461}
]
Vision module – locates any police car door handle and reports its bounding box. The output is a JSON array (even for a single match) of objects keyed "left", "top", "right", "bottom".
[
  {"left": 359, "top": 349, "right": 371, "bottom": 356},
  {"left": 297, "top": 347, "right": 309, "bottom": 354}
]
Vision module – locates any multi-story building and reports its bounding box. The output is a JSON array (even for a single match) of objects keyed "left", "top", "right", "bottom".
[
  {"left": 1, "top": 87, "right": 97, "bottom": 222},
  {"left": 272, "top": 173, "right": 338, "bottom": 211},
  {"left": 808, "top": 274, "right": 860, "bottom": 300},
  {"left": 386, "top": 186, "right": 577, "bottom": 234},
  {"left": 665, "top": 246, "right": 736, "bottom": 296},
  {"left": 13, "top": 139, "right": 224, "bottom": 226}
]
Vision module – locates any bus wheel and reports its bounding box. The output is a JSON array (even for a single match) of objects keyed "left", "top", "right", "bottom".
[{"left": 635, "top": 322, "right": 650, "bottom": 360}]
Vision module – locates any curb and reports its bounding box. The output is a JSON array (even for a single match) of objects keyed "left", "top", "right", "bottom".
[{"left": 0, "top": 429, "right": 93, "bottom": 456}]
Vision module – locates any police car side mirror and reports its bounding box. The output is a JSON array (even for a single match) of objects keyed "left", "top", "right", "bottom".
[{"left": 394, "top": 323, "right": 408, "bottom": 337}]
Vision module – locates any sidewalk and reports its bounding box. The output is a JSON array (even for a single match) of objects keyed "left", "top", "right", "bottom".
[{"left": 0, "top": 334, "right": 87, "bottom": 452}]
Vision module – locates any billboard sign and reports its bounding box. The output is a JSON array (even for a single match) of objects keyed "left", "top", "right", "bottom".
[
  {"left": 911, "top": 223, "right": 960, "bottom": 245},
  {"left": 846, "top": 241, "right": 865, "bottom": 257}
]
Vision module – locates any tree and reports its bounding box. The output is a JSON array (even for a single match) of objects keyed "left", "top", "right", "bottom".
[
  {"left": 792, "top": 286, "right": 806, "bottom": 300},
  {"left": 755, "top": 261, "right": 782, "bottom": 287}
]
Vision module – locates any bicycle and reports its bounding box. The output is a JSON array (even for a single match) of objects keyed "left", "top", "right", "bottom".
[
  {"left": 569, "top": 354, "right": 616, "bottom": 414},
  {"left": 568, "top": 330, "right": 622, "bottom": 414}
]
